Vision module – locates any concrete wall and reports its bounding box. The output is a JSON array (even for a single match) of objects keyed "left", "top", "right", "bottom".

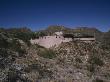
[
  {"left": 63, "top": 38, "right": 73, "bottom": 42},
  {"left": 74, "top": 38, "right": 95, "bottom": 41},
  {"left": 30, "top": 35, "right": 72, "bottom": 48}
]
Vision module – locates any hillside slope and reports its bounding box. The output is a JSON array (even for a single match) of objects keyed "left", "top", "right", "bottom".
[
  {"left": 1, "top": 41, "right": 110, "bottom": 82},
  {"left": 0, "top": 27, "right": 110, "bottom": 82}
]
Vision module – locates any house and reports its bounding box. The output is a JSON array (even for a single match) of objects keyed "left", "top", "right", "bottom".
[{"left": 30, "top": 32, "right": 95, "bottom": 48}]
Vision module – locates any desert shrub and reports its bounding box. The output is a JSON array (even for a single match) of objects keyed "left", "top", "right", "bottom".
[
  {"left": 103, "top": 72, "right": 110, "bottom": 79},
  {"left": 9, "top": 39, "right": 26, "bottom": 56},
  {"left": 6, "top": 68, "right": 30, "bottom": 82},
  {"left": 35, "top": 44, "right": 45, "bottom": 48},
  {"left": 13, "top": 32, "right": 31, "bottom": 46},
  {"left": 31, "top": 44, "right": 45, "bottom": 51},
  {"left": 88, "top": 57, "right": 104, "bottom": 66},
  {"left": 23, "top": 64, "right": 41, "bottom": 73},
  {"left": 0, "top": 33, "right": 10, "bottom": 48},
  {"left": 0, "top": 39, "right": 9, "bottom": 48},
  {"left": 87, "top": 64, "right": 95, "bottom": 72},
  {"left": 38, "top": 48, "right": 56, "bottom": 59},
  {"left": 75, "top": 58, "right": 82, "bottom": 63},
  {"left": 7, "top": 69, "right": 19, "bottom": 82},
  {"left": 0, "top": 49, "right": 11, "bottom": 58},
  {"left": 87, "top": 54, "right": 104, "bottom": 73},
  {"left": 3, "top": 27, "right": 34, "bottom": 46},
  {"left": 93, "top": 78, "right": 104, "bottom": 82},
  {"left": 39, "top": 69, "right": 53, "bottom": 79},
  {"left": 23, "top": 66, "right": 32, "bottom": 73},
  {"left": 100, "top": 31, "right": 110, "bottom": 49}
]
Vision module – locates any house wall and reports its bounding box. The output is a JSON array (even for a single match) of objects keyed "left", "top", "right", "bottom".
[
  {"left": 63, "top": 38, "right": 73, "bottom": 42},
  {"left": 30, "top": 35, "right": 72, "bottom": 48},
  {"left": 74, "top": 38, "right": 95, "bottom": 41}
]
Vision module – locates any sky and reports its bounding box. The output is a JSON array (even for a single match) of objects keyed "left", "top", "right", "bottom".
[{"left": 0, "top": 0, "right": 110, "bottom": 32}]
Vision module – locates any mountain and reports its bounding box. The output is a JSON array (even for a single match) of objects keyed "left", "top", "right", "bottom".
[{"left": 36, "top": 25, "right": 74, "bottom": 36}]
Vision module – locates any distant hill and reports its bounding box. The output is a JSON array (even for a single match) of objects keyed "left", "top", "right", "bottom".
[{"left": 37, "top": 25, "right": 73, "bottom": 35}]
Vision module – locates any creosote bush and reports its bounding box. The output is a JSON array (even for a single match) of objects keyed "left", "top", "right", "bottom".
[
  {"left": 38, "top": 48, "right": 56, "bottom": 59},
  {"left": 93, "top": 78, "right": 104, "bottom": 82},
  {"left": 87, "top": 64, "right": 95, "bottom": 72},
  {"left": 89, "top": 57, "right": 104, "bottom": 66},
  {"left": 75, "top": 57, "right": 82, "bottom": 63}
]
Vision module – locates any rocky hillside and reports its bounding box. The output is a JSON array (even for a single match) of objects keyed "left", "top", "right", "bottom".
[
  {"left": 53, "top": 41, "right": 110, "bottom": 82},
  {"left": 0, "top": 27, "right": 110, "bottom": 82}
]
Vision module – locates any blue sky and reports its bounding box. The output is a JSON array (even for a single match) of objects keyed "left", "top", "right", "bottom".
[{"left": 0, "top": 0, "right": 110, "bottom": 32}]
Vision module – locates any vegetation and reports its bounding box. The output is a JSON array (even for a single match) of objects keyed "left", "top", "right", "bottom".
[
  {"left": 75, "top": 57, "right": 82, "bottom": 63},
  {"left": 38, "top": 48, "right": 56, "bottom": 59},
  {"left": 0, "top": 26, "right": 110, "bottom": 82},
  {"left": 88, "top": 56, "right": 104, "bottom": 66},
  {"left": 100, "top": 31, "right": 110, "bottom": 49},
  {"left": 0, "top": 27, "right": 37, "bottom": 46},
  {"left": 93, "top": 78, "right": 104, "bottom": 82}
]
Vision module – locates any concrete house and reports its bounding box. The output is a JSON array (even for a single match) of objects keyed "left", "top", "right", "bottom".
[{"left": 30, "top": 32, "right": 95, "bottom": 48}]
